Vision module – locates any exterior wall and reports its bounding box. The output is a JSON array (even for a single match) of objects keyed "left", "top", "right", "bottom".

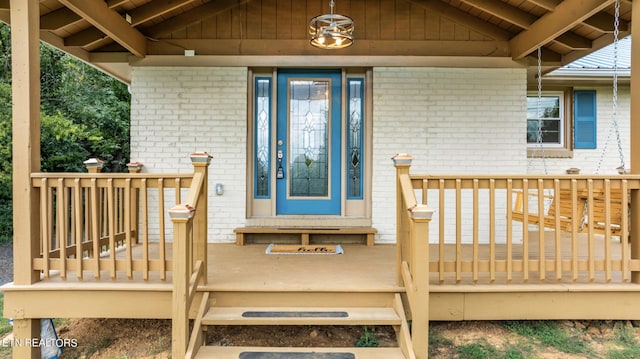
[
  {"left": 528, "top": 85, "right": 631, "bottom": 175},
  {"left": 130, "top": 66, "right": 529, "bottom": 244},
  {"left": 371, "top": 68, "right": 528, "bottom": 243},
  {"left": 130, "top": 67, "right": 248, "bottom": 243}
]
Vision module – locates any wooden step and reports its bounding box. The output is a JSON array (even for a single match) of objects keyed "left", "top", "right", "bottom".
[
  {"left": 202, "top": 307, "right": 402, "bottom": 326},
  {"left": 194, "top": 346, "right": 406, "bottom": 359}
]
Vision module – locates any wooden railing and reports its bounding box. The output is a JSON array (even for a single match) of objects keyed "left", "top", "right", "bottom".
[
  {"left": 168, "top": 152, "right": 212, "bottom": 359},
  {"left": 394, "top": 154, "right": 640, "bottom": 286},
  {"left": 393, "top": 154, "right": 433, "bottom": 359},
  {"left": 393, "top": 154, "right": 640, "bottom": 359},
  {"left": 30, "top": 156, "right": 211, "bottom": 282}
]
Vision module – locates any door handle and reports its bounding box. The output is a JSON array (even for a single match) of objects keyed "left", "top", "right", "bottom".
[{"left": 276, "top": 150, "right": 284, "bottom": 179}]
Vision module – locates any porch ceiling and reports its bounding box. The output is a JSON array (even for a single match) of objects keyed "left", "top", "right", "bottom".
[{"left": 0, "top": 0, "right": 633, "bottom": 82}]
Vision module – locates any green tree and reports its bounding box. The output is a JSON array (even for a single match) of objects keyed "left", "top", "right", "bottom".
[{"left": 0, "top": 23, "right": 131, "bottom": 242}]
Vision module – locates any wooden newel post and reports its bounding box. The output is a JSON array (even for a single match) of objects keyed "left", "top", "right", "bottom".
[
  {"left": 169, "top": 204, "right": 195, "bottom": 359},
  {"left": 126, "top": 162, "right": 144, "bottom": 245},
  {"left": 84, "top": 158, "right": 104, "bottom": 173},
  {"left": 190, "top": 152, "right": 212, "bottom": 283},
  {"left": 392, "top": 153, "right": 413, "bottom": 285},
  {"left": 409, "top": 204, "right": 434, "bottom": 359}
]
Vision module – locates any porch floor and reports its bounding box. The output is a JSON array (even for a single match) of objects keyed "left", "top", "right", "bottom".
[{"left": 4, "top": 232, "right": 638, "bottom": 290}]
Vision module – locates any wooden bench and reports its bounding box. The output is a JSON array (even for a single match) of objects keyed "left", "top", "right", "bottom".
[
  {"left": 234, "top": 227, "right": 377, "bottom": 246},
  {"left": 512, "top": 189, "right": 582, "bottom": 232},
  {"left": 512, "top": 189, "right": 628, "bottom": 237}
]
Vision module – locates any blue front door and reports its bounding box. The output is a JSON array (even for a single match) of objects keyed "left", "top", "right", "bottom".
[{"left": 276, "top": 70, "right": 342, "bottom": 215}]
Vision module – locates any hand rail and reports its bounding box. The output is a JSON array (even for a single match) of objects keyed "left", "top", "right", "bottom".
[
  {"left": 169, "top": 152, "right": 212, "bottom": 359},
  {"left": 393, "top": 154, "right": 433, "bottom": 359}
]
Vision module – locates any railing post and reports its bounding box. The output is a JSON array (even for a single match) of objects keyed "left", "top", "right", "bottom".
[
  {"left": 409, "top": 204, "right": 434, "bottom": 359},
  {"left": 630, "top": 0, "right": 640, "bottom": 284},
  {"left": 127, "top": 162, "right": 144, "bottom": 245},
  {"left": 190, "top": 152, "right": 212, "bottom": 284},
  {"left": 393, "top": 153, "right": 413, "bottom": 285},
  {"left": 84, "top": 158, "right": 104, "bottom": 173},
  {"left": 169, "top": 204, "right": 195, "bottom": 359}
]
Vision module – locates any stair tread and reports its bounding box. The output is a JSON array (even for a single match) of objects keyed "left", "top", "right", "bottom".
[
  {"left": 202, "top": 307, "right": 401, "bottom": 325},
  {"left": 195, "top": 346, "right": 406, "bottom": 359}
]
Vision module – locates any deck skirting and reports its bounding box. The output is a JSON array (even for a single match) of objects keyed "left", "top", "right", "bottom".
[{"left": 430, "top": 289, "right": 640, "bottom": 321}]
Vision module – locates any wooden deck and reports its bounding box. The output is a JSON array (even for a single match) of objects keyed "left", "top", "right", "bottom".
[
  {"left": 4, "top": 234, "right": 637, "bottom": 289},
  {"left": 5, "top": 238, "right": 640, "bottom": 322}
]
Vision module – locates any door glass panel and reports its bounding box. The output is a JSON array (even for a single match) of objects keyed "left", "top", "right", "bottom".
[
  {"left": 254, "top": 78, "right": 271, "bottom": 198},
  {"left": 347, "top": 78, "right": 363, "bottom": 199},
  {"left": 288, "top": 80, "right": 330, "bottom": 198}
]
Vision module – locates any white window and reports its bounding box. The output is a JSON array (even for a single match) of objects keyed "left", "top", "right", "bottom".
[{"left": 527, "top": 91, "right": 564, "bottom": 148}]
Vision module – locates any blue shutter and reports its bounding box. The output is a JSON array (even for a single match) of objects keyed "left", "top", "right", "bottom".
[{"left": 574, "top": 90, "right": 597, "bottom": 149}]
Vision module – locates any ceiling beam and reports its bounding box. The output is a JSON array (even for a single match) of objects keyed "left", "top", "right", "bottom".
[
  {"left": 105, "top": 0, "right": 129, "bottom": 8},
  {"left": 460, "top": 0, "right": 592, "bottom": 51},
  {"left": 509, "top": 0, "right": 614, "bottom": 60},
  {"left": 526, "top": 0, "right": 561, "bottom": 11},
  {"left": 146, "top": 39, "right": 513, "bottom": 57},
  {"left": 583, "top": 12, "right": 629, "bottom": 33},
  {"left": 0, "top": 1, "right": 8, "bottom": 10},
  {"left": 144, "top": 0, "right": 249, "bottom": 39},
  {"left": 458, "top": 0, "right": 536, "bottom": 29},
  {"left": 407, "top": 0, "right": 511, "bottom": 40},
  {"left": 127, "top": 0, "right": 197, "bottom": 26},
  {"left": 59, "top": 0, "right": 147, "bottom": 57},
  {"left": 64, "top": 27, "right": 107, "bottom": 47},
  {"left": 40, "top": 7, "right": 82, "bottom": 30},
  {"left": 554, "top": 32, "right": 592, "bottom": 50}
]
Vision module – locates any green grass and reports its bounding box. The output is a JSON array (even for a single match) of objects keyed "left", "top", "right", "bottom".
[
  {"left": 428, "top": 326, "right": 454, "bottom": 357},
  {"left": 501, "top": 320, "right": 591, "bottom": 356},
  {"left": 0, "top": 294, "right": 12, "bottom": 337},
  {"left": 456, "top": 340, "right": 501, "bottom": 359},
  {"left": 607, "top": 323, "right": 640, "bottom": 359}
]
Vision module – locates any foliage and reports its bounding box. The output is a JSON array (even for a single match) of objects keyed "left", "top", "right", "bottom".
[
  {"left": 0, "top": 23, "right": 131, "bottom": 243},
  {"left": 501, "top": 320, "right": 591, "bottom": 355},
  {"left": 0, "top": 83, "right": 12, "bottom": 242},
  {"left": 355, "top": 325, "right": 378, "bottom": 347}
]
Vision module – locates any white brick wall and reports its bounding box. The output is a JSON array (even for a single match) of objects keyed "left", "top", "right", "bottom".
[
  {"left": 130, "top": 67, "right": 248, "bottom": 243},
  {"left": 371, "top": 67, "right": 528, "bottom": 243},
  {"left": 130, "top": 66, "right": 529, "bottom": 244}
]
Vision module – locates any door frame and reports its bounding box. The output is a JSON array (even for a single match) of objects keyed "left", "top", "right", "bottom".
[{"left": 246, "top": 68, "right": 373, "bottom": 227}]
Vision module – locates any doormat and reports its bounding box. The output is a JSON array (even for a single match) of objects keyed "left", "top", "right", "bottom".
[{"left": 265, "top": 244, "right": 344, "bottom": 255}]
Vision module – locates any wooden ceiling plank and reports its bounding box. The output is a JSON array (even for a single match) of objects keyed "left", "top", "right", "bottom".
[
  {"left": 526, "top": 0, "right": 561, "bottom": 11},
  {"left": 144, "top": 0, "right": 249, "bottom": 39},
  {"left": 105, "top": 0, "right": 129, "bottom": 9},
  {"left": 407, "top": 0, "right": 511, "bottom": 40},
  {"left": 459, "top": 0, "right": 536, "bottom": 29},
  {"left": 59, "top": 0, "right": 147, "bottom": 57},
  {"left": 128, "top": 0, "right": 197, "bottom": 26},
  {"left": 509, "top": 0, "right": 615, "bottom": 60},
  {"left": 63, "top": 27, "right": 106, "bottom": 47},
  {"left": 583, "top": 12, "right": 629, "bottom": 33},
  {"left": 554, "top": 32, "right": 592, "bottom": 50},
  {"left": 0, "top": 0, "right": 8, "bottom": 10},
  {"left": 40, "top": 7, "right": 82, "bottom": 30}
]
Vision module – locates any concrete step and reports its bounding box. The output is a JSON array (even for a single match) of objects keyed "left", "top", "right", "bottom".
[
  {"left": 194, "top": 346, "right": 406, "bottom": 359},
  {"left": 202, "top": 306, "right": 402, "bottom": 326}
]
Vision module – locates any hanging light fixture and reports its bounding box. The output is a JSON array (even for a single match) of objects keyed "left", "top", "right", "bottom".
[{"left": 309, "top": 0, "right": 354, "bottom": 49}]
